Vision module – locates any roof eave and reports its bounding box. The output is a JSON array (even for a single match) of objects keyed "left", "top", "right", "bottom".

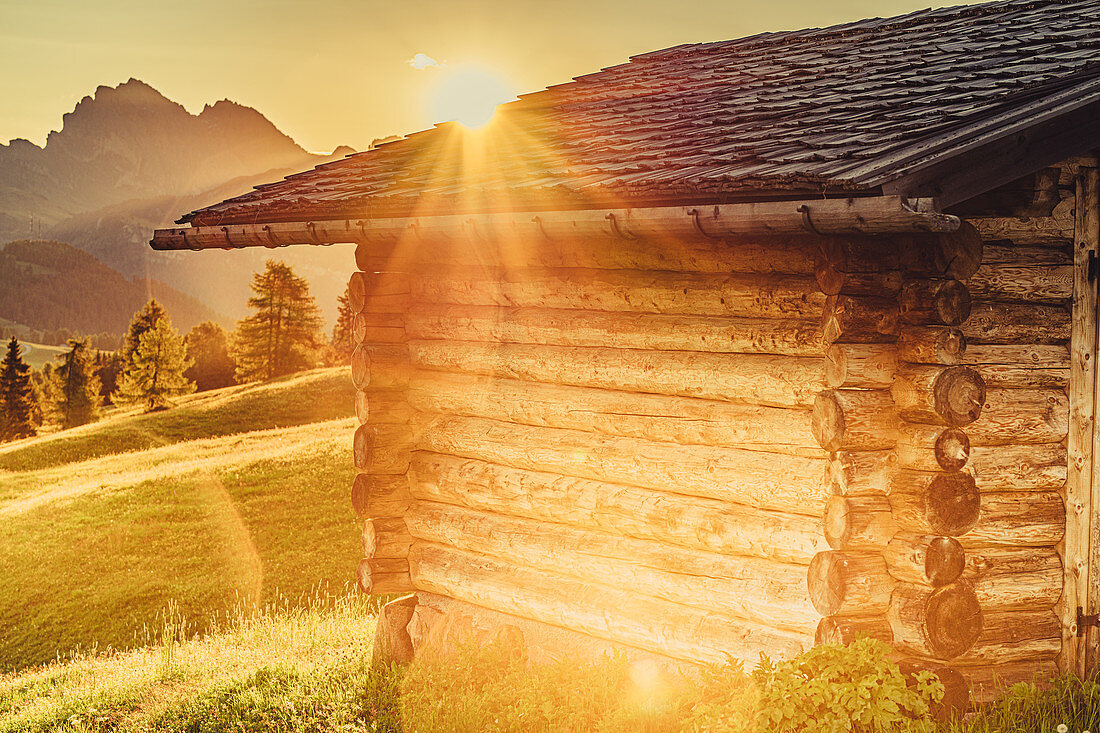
[
  {"left": 150, "top": 195, "right": 959, "bottom": 252},
  {"left": 844, "top": 75, "right": 1100, "bottom": 208}
]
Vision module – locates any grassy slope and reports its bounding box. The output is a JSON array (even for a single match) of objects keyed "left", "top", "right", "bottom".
[
  {"left": 0, "top": 368, "right": 357, "bottom": 473},
  {"left": 0, "top": 597, "right": 400, "bottom": 733},
  {"left": 0, "top": 369, "right": 362, "bottom": 672}
]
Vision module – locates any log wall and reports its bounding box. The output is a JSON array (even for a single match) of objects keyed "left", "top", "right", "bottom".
[
  {"left": 354, "top": 232, "right": 839, "bottom": 668},
  {"left": 808, "top": 171, "right": 1075, "bottom": 703},
  {"left": 349, "top": 161, "right": 1078, "bottom": 707},
  {"left": 957, "top": 162, "right": 1077, "bottom": 701}
]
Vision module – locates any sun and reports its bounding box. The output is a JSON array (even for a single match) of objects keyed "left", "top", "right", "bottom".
[{"left": 429, "top": 65, "right": 514, "bottom": 129}]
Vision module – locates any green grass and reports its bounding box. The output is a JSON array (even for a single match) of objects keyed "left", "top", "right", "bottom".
[
  {"left": 0, "top": 595, "right": 402, "bottom": 733},
  {"left": 0, "top": 369, "right": 362, "bottom": 672},
  {"left": 944, "top": 677, "right": 1100, "bottom": 732},
  {"left": 0, "top": 596, "right": 1095, "bottom": 732},
  {"left": 0, "top": 367, "right": 356, "bottom": 473}
]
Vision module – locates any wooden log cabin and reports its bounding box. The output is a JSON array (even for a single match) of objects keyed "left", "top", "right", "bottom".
[{"left": 152, "top": 0, "right": 1100, "bottom": 709}]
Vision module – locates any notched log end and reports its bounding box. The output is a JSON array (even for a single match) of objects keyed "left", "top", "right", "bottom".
[
  {"left": 926, "top": 584, "right": 984, "bottom": 659},
  {"left": 811, "top": 391, "right": 845, "bottom": 451},
  {"left": 925, "top": 536, "right": 966, "bottom": 586},
  {"left": 926, "top": 472, "right": 981, "bottom": 536},
  {"left": 933, "top": 367, "right": 987, "bottom": 426}
]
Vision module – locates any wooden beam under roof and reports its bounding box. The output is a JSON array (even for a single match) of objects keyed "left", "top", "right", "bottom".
[{"left": 151, "top": 195, "right": 958, "bottom": 251}]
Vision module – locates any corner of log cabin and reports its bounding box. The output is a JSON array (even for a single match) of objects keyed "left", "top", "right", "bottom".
[{"left": 347, "top": 154, "right": 1086, "bottom": 710}]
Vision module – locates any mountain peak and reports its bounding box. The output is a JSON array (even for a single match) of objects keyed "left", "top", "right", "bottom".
[
  {"left": 89, "top": 78, "right": 178, "bottom": 109},
  {"left": 0, "top": 80, "right": 323, "bottom": 243},
  {"left": 199, "top": 98, "right": 265, "bottom": 121}
]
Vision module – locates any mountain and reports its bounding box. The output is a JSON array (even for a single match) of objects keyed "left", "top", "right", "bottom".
[
  {"left": 0, "top": 239, "right": 224, "bottom": 339},
  {"left": 0, "top": 79, "right": 357, "bottom": 327},
  {"left": 0, "top": 79, "right": 324, "bottom": 238}
]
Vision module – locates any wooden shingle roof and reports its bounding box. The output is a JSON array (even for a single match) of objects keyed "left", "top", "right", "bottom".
[{"left": 182, "top": 0, "right": 1099, "bottom": 227}]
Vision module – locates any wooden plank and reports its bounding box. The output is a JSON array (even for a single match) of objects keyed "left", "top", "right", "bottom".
[
  {"left": 409, "top": 340, "right": 827, "bottom": 409},
  {"left": 405, "top": 501, "right": 819, "bottom": 634},
  {"left": 879, "top": 94, "right": 1100, "bottom": 208},
  {"left": 1065, "top": 161, "right": 1099, "bottom": 677},
  {"left": 408, "top": 371, "right": 821, "bottom": 455},
  {"left": 150, "top": 195, "right": 959, "bottom": 252},
  {"left": 1085, "top": 162, "right": 1100, "bottom": 675},
  {"left": 409, "top": 452, "right": 830, "bottom": 564},
  {"left": 405, "top": 304, "right": 828, "bottom": 356}
]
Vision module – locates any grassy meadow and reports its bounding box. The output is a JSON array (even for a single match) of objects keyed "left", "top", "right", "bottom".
[{"left": 0, "top": 368, "right": 362, "bottom": 672}]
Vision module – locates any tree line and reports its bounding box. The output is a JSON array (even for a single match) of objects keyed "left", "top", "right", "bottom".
[{"left": 0, "top": 259, "right": 355, "bottom": 441}]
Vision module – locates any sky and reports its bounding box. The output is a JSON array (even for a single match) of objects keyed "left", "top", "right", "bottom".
[{"left": 1, "top": 0, "right": 979, "bottom": 153}]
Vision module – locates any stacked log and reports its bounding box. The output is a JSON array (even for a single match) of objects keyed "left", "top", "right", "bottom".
[
  {"left": 886, "top": 215, "right": 1068, "bottom": 696},
  {"left": 349, "top": 269, "right": 415, "bottom": 595},
  {"left": 387, "top": 236, "right": 840, "bottom": 664},
  {"left": 810, "top": 225, "right": 1016, "bottom": 712},
  {"left": 879, "top": 231, "right": 992, "bottom": 688},
  {"left": 950, "top": 206, "right": 1072, "bottom": 686},
  {"left": 811, "top": 237, "right": 907, "bottom": 669}
]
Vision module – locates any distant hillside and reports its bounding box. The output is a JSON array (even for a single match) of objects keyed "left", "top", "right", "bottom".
[
  {"left": 0, "top": 239, "right": 225, "bottom": 337},
  {"left": 0, "top": 79, "right": 356, "bottom": 325},
  {"left": 45, "top": 170, "right": 357, "bottom": 324}
]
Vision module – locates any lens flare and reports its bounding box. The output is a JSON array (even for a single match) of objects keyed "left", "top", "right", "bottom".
[{"left": 429, "top": 65, "right": 514, "bottom": 129}]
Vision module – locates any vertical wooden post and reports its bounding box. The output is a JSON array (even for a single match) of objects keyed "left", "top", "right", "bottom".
[
  {"left": 1083, "top": 162, "right": 1100, "bottom": 676},
  {"left": 1065, "top": 159, "right": 1099, "bottom": 677}
]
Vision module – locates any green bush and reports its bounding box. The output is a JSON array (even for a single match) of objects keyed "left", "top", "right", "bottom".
[{"left": 683, "top": 638, "right": 942, "bottom": 732}]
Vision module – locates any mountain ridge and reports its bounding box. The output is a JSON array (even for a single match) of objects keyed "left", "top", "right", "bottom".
[
  {"left": 0, "top": 79, "right": 357, "bottom": 327},
  {"left": 0, "top": 78, "right": 332, "bottom": 239}
]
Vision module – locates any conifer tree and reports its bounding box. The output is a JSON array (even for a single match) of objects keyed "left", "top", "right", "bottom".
[
  {"left": 122, "top": 299, "right": 168, "bottom": 363},
  {"left": 54, "top": 339, "right": 101, "bottom": 428},
  {"left": 114, "top": 318, "right": 195, "bottom": 411},
  {"left": 31, "top": 363, "right": 54, "bottom": 426},
  {"left": 94, "top": 350, "right": 124, "bottom": 405},
  {"left": 331, "top": 286, "right": 356, "bottom": 363},
  {"left": 184, "top": 321, "right": 237, "bottom": 392},
  {"left": 0, "top": 337, "right": 37, "bottom": 441},
  {"left": 233, "top": 261, "right": 324, "bottom": 382}
]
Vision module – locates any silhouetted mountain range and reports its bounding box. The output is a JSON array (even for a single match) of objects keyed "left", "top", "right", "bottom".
[{"left": 0, "top": 79, "right": 357, "bottom": 329}]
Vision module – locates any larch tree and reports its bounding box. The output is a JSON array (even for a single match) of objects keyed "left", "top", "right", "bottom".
[
  {"left": 54, "top": 339, "right": 102, "bottom": 429},
  {"left": 184, "top": 321, "right": 237, "bottom": 391},
  {"left": 121, "top": 299, "right": 169, "bottom": 364},
  {"left": 233, "top": 260, "right": 324, "bottom": 382},
  {"left": 0, "top": 336, "right": 37, "bottom": 441},
  {"left": 30, "top": 363, "right": 53, "bottom": 427},
  {"left": 93, "top": 350, "right": 124, "bottom": 405},
  {"left": 331, "top": 286, "right": 356, "bottom": 363},
  {"left": 114, "top": 318, "right": 195, "bottom": 411}
]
